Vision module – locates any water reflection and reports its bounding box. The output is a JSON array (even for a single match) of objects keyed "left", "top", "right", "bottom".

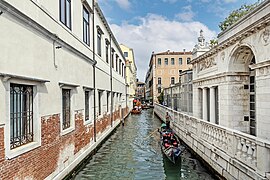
[{"left": 73, "top": 109, "right": 216, "bottom": 180}]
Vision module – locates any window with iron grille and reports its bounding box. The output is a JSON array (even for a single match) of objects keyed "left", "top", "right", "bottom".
[
  {"left": 62, "top": 89, "right": 71, "bottom": 130},
  {"left": 85, "top": 91, "right": 90, "bottom": 121},
  {"left": 10, "top": 83, "right": 33, "bottom": 149},
  {"left": 60, "top": 0, "right": 71, "bottom": 29},
  {"left": 83, "top": 7, "right": 90, "bottom": 45}
]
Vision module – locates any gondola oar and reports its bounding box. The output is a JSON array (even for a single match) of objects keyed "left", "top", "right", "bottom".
[{"left": 143, "top": 128, "right": 159, "bottom": 139}]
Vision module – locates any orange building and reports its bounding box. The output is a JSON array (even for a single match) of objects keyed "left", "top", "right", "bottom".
[{"left": 145, "top": 50, "right": 192, "bottom": 103}]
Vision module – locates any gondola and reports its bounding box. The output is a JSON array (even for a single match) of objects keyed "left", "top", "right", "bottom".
[
  {"left": 131, "top": 108, "right": 142, "bottom": 114},
  {"left": 159, "top": 124, "right": 184, "bottom": 164}
]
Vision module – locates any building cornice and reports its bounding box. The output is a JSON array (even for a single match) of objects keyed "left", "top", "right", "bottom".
[
  {"left": 193, "top": 72, "right": 249, "bottom": 84},
  {"left": 0, "top": 73, "right": 50, "bottom": 83},
  {"left": 0, "top": 0, "right": 96, "bottom": 65}
]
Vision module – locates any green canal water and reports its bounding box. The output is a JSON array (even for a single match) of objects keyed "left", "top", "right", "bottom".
[{"left": 73, "top": 109, "right": 217, "bottom": 180}]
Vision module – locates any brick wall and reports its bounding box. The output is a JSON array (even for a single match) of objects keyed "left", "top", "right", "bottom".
[
  {"left": 0, "top": 127, "right": 5, "bottom": 163},
  {"left": 0, "top": 107, "right": 129, "bottom": 179}
]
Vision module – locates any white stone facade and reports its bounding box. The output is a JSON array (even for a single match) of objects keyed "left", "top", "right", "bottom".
[
  {"left": 192, "top": 0, "right": 270, "bottom": 140},
  {"left": 0, "top": 0, "right": 128, "bottom": 179}
]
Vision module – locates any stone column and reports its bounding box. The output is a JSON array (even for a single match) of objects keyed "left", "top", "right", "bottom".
[
  {"left": 210, "top": 87, "right": 216, "bottom": 124},
  {"left": 203, "top": 88, "right": 208, "bottom": 121}
]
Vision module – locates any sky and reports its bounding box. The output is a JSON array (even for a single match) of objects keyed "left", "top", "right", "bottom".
[{"left": 98, "top": 0, "right": 259, "bottom": 81}]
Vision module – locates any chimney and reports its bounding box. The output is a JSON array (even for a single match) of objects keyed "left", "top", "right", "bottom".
[{"left": 183, "top": 49, "right": 186, "bottom": 54}]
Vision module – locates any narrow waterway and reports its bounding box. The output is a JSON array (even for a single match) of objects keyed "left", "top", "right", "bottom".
[{"left": 73, "top": 109, "right": 216, "bottom": 180}]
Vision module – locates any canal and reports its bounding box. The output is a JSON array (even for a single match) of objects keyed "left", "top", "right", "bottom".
[{"left": 73, "top": 109, "right": 217, "bottom": 180}]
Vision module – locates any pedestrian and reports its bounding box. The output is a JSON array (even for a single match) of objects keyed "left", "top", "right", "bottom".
[{"left": 165, "top": 112, "right": 171, "bottom": 129}]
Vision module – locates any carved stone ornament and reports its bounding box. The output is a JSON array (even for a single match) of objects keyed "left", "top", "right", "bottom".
[
  {"left": 199, "top": 57, "right": 217, "bottom": 71},
  {"left": 221, "top": 52, "right": 225, "bottom": 62},
  {"left": 261, "top": 28, "right": 270, "bottom": 46}
]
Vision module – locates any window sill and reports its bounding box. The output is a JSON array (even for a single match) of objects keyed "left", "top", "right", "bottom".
[
  {"left": 61, "top": 126, "right": 75, "bottom": 136},
  {"left": 6, "top": 141, "right": 40, "bottom": 159},
  {"left": 84, "top": 120, "right": 93, "bottom": 126}
]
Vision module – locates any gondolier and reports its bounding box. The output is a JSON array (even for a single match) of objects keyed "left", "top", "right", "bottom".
[{"left": 165, "top": 112, "right": 171, "bottom": 129}]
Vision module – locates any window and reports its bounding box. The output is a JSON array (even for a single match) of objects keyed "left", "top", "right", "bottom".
[
  {"left": 83, "top": 7, "right": 90, "bottom": 45},
  {"left": 165, "top": 58, "right": 168, "bottom": 65},
  {"left": 171, "top": 58, "right": 175, "bottom": 65},
  {"left": 158, "top": 58, "right": 161, "bottom": 65},
  {"left": 158, "top": 77, "right": 162, "bottom": 84},
  {"left": 179, "top": 58, "right": 182, "bottom": 65},
  {"left": 158, "top": 88, "right": 161, "bottom": 93},
  {"left": 119, "top": 60, "right": 122, "bottom": 75},
  {"left": 85, "top": 91, "right": 90, "bottom": 121},
  {"left": 60, "top": 0, "right": 71, "bottom": 29},
  {"left": 179, "top": 70, "right": 182, "bottom": 74},
  {"left": 98, "top": 91, "right": 102, "bottom": 115},
  {"left": 10, "top": 84, "right": 33, "bottom": 149},
  {"left": 106, "top": 43, "right": 109, "bottom": 63},
  {"left": 62, "top": 89, "right": 71, "bottom": 130},
  {"left": 124, "top": 52, "right": 128, "bottom": 57},
  {"left": 122, "top": 64, "right": 124, "bottom": 77},
  {"left": 187, "top": 57, "right": 191, "bottom": 64},
  {"left": 107, "top": 92, "right": 110, "bottom": 112},
  {"left": 97, "top": 31, "right": 101, "bottom": 56},
  {"left": 116, "top": 55, "right": 118, "bottom": 72},
  {"left": 171, "top": 77, "right": 175, "bottom": 85},
  {"left": 111, "top": 51, "right": 114, "bottom": 68}
]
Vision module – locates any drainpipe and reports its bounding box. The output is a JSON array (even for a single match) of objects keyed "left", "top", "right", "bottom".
[
  {"left": 110, "top": 34, "right": 113, "bottom": 127},
  {"left": 92, "top": 0, "right": 96, "bottom": 142},
  {"left": 125, "top": 66, "right": 127, "bottom": 114}
]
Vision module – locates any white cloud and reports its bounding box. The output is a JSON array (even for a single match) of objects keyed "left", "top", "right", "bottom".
[
  {"left": 115, "top": 0, "right": 131, "bottom": 10},
  {"left": 175, "top": 5, "right": 195, "bottom": 22},
  {"left": 110, "top": 14, "right": 216, "bottom": 81}
]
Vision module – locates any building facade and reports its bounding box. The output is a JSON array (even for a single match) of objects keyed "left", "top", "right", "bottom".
[
  {"left": 192, "top": 0, "right": 270, "bottom": 139},
  {"left": 136, "top": 81, "right": 145, "bottom": 102},
  {"left": 164, "top": 70, "right": 193, "bottom": 114},
  {"left": 120, "top": 44, "right": 137, "bottom": 108},
  {"left": 0, "top": 0, "right": 128, "bottom": 179},
  {"left": 145, "top": 50, "right": 192, "bottom": 103},
  {"left": 155, "top": 2, "right": 270, "bottom": 179}
]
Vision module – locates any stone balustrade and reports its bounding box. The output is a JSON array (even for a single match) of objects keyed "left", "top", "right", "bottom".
[{"left": 154, "top": 103, "right": 270, "bottom": 180}]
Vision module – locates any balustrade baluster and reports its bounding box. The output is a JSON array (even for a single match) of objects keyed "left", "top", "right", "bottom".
[
  {"left": 251, "top": 142, "right": 257, "bottom": 166},
  {"left": 246, "top": 140, "right": 252, "bottom": 164},
  {"left": 241, "top": 138, "right": 248, "bottom": 160},
  {"left": 236, "top": 137, "right": 242, "bottom": 158}
]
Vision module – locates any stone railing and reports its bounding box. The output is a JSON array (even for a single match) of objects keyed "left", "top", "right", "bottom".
[{"left": 154, "top": 103, "right": 270, "bottom": 179}]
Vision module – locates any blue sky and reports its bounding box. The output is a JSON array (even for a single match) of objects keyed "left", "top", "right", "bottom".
[{"left": 98, "top": 0, "right": 259, "bottom": 81}]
